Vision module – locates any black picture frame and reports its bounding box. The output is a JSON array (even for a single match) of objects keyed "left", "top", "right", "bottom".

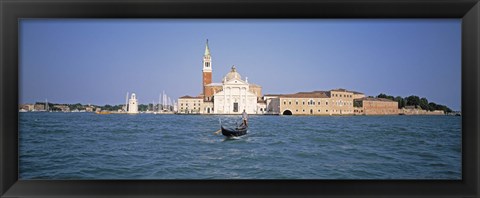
[{"left": 1, "top": 0, "right": 479, "bottom": 197}]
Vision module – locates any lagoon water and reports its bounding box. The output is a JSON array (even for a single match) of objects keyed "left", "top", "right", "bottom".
[{"left": 19, "top": 112, "right": 461, "bottom": 179}]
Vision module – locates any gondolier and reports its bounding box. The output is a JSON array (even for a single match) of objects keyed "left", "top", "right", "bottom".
[
  {"left": 215, "top": 109, "right": 250, "bottom": 138},
  {"left": 242, "top": 109, "right": 248, "bottom": 127}
]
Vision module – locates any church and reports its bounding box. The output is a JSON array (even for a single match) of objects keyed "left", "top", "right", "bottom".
[{"left": 177, "top": 40, "right": 266, "bottom": 114}]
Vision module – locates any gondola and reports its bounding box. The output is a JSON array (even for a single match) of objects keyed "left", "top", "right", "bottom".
[{"left": 221, "top": 125, "right": 248, "bottom": 137}]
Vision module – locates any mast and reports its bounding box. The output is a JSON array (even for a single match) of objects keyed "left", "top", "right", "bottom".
[
  {"left": 162, "top": 90, "right": 166, "bottom": 111},
  {"left": 158, "top": 94, "right": 162, "bottom": 112},
  {"left": 168, "top": 97, "right": 172, "bottom": 111},
  {"left": 125, "top": 92, "right": 129, "bottom": 112},
  {"left": 45, "top": 99, "right": 48, "bottom": 111}
]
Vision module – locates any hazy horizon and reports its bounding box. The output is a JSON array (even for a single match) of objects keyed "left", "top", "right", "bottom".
[{"left": 19, "top": 19, "right": 461, "bottom": 110}]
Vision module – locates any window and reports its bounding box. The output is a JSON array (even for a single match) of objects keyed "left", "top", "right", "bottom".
[
  {"left": 233, "top": 102, "right": 238, "bottom": 112},
  {"left": 303, "top": 101, "right": 305, "bottom": 105},
  {"left": 326, "top": 102, "right": 328, "bottom": 105},
  {"left": 318, "top": 109, "right": 320, "bottom": 112},
  {"left": 303, "top": 109, "right": 305, "bottom": 112},
  {"left": 289, "top": 101, "right": 292, "bottom": 105},
  {"left": 318, "top": 102, "right": 321, "bottom": 105},
  {"left": 284, "top": 101, "right": 286, "bottom": 105},
  {"left": 296, "top": 109, "right": 298, "bottom": 112},
  {"left": 296, "top": 101, "right": 298, "bottom": 105}
]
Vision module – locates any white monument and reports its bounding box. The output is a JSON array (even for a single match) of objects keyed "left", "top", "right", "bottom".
[{"left": 128, "top": 93, "right": 139, "bottom": 114}]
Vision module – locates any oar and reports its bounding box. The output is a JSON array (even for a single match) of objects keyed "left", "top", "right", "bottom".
[{"left": 213, "top": 118, "right": 222, "bottom": 135}]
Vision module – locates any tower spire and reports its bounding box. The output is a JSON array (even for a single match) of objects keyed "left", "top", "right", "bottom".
[{"left": 204, "top": 39, "right": 210, "bottom": 56}]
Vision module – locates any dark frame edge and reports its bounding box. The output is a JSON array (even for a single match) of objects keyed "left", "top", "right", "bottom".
[
  {"left": 1, "top": 0, "right": 480, "bottom": 198},
  {"left": 1, "top": 0, "right": 20, "bottom": 196},
  {"left": 0, "top": 0, "right": 3, "bottom": 196},
  {"left": 1, "top": 0, "right": 21, "bottom": 197},
  {"left": 462, "top": 2, "right": 480, "bottom": 198}
]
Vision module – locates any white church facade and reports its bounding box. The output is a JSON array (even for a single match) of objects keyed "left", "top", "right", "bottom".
[
  {"left": 177, "top": 40, "right": 266, "bottom": 115},
  {"left": 213, "top": 66, "right": 260, "bottom": 114}
]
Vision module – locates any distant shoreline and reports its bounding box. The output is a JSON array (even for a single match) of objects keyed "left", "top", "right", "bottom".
[{"left": 19, "top": 111, "right": 460, "bottom": 116}]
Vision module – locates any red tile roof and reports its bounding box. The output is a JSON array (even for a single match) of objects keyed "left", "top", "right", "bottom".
[
  {"left": 279, "top": 91, "right": 330, "bottom": 98},
  {"left": 179, "top": 95, "right": 202, "bottom": 99},
  {"left": 355, "top": 97, "right": 396, "bottom": 102}
]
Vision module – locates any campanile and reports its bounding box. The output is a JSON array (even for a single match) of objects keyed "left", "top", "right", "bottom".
[{"left": 202, "top": 40, "right": 212, "bottom": 97}]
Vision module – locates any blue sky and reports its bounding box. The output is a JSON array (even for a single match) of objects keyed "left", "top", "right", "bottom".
[{"left": 19, "top": 19, "right": 461, "bottom": 110}]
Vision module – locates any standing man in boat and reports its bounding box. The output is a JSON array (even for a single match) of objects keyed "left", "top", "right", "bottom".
[{"left": 242, "top": 109, "right": 248, "bottom": 127}]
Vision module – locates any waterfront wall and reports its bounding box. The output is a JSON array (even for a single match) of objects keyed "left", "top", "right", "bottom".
[{"left": 400, "top": 108, "right": 444, "bottom": 115}]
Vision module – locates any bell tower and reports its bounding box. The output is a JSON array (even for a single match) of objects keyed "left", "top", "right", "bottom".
[{"left": 202, "top": 39, "right": 212, "bottom": 99}]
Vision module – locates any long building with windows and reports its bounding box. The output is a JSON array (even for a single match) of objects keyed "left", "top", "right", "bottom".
[{"left": 265, "top": 89, "right": 366, "bottom": 115}]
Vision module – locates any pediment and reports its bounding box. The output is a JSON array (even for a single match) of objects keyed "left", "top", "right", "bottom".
[{"left": 224, "top": 78, "right": 248, "bottom": 85}]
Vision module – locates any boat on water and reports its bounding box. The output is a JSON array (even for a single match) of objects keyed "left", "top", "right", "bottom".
[{"left": 221, "top": 125, "right": 248, "bottom": 137}]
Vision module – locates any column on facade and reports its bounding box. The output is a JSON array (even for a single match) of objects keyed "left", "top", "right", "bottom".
[
  {"left": 239, "top": 87, "right": 242, "bottom": 112},
  {"left": 229, "top": 87, "right": 232, "bottom": 113},
  {"left": 241, "top": 87, "right": 245, "bottom": 111},
  {"left": 245, "top": 87, "right": 248, "bottom": 113},
  {"left": 223, "top": 87, "right": 226, "bottom": 114}
]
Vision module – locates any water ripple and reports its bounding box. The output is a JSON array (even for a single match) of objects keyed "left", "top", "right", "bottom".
[{"left": 19, "top": 113, "right": 461, "bottom": 179}]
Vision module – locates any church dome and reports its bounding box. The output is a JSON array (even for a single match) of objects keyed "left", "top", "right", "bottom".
[{"left": 223, "top": 65, "right": 242, "bottom": 82}]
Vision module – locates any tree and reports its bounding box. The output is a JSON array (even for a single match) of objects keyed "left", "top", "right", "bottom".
[
  {"left": 138, "top": 104, "right": 148, "bottom": 112},
  {"left": 377, "top": 93, "right": 387, "bottom": 98},
  {"left": 419, "top": 97, "right": 429, "bottom": 110},
  {"left": 377, "top": 93, "right": 394, "bottom": 101},
  {"left": 428, "top": 102, "right": 438, "bottom": 111},
  {"left": 405, "top": 95, "right": 420, "bottom": 107},
  {"left": 395, "top": 96, "right": 405, "bottom": 109}
]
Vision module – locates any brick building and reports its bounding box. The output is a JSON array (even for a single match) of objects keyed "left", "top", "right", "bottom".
[{"left": 354, "top": 97, "right": 398, "bottom": 115}]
